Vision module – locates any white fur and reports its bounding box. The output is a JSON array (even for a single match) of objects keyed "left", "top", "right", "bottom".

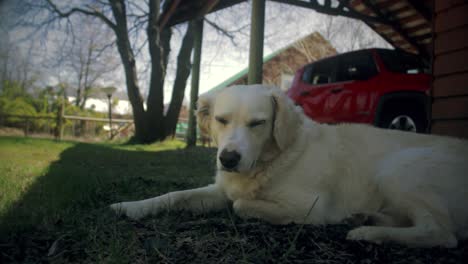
[{"left": 111, "top": 85, "right": 468, "bottom": 248}]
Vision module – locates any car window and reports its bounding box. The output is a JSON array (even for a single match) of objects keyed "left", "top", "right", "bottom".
[
  {"left": 302, "top": 58, "right": 336, "bottom": 85},
  {"left": 337, "top": 51, "right": 378, "bottom": 82},
  {"left": 377, "top": 49, "right": 428, "bottom": 74}
]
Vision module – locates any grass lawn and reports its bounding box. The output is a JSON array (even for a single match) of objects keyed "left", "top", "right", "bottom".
[{"left": 0, "top": 136, "right": 466, "bottom": 263}]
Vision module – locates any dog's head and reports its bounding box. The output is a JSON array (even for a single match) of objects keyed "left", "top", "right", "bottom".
[{"left": 197, "top": 85, "right": 302, "bottom": 173}]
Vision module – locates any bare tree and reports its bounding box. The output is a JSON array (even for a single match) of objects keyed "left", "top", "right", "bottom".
[
  {"left": 0, "top": 35, "right": 40, "bottom": 94},
  {"left": 25, "top": 0, "right": 197, "bottom": 143},
  {"left": 321, "top": 15, "right": 342, "bottom": 43},
  {"left": 318, "top": 15, "right": 390, "bottom": 52},
  {"left": 0, "top": 38, "right": 13, "bottom": 87},
  {"left": 57, "top": 16, "right": 120, "bottom": 109},
  {"left": 293, "top": 36, "right": 332, "bottom": 62}
]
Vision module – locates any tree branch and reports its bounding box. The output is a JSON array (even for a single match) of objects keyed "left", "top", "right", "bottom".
[
  {"left": 205, "top": 18, "right": 237, "bottom": 46},
  {"left": 45, "top": 0, "right": 117, "bottom": 31}
]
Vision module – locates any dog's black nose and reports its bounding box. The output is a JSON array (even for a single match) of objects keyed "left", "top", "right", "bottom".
[{"left": 219, "top": 150, "right": 241, "bottom": 169}]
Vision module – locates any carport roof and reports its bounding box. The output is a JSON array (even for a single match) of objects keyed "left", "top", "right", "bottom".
[
  {"left": 346, "top": 0, "right": 432, "bottom": 57},
  {"left": 159, "top": 0, "right": 432, "bottom": 58}
]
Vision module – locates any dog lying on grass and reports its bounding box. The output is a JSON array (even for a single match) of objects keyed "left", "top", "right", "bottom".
[{"left": 111, "top": 85, "right": 468, "bottom": 248}]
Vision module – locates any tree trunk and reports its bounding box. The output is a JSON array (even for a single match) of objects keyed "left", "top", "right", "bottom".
[
  {"left": 80, "top": 39, "right": 94, "bottom": 109},
  {"left": 164, "top": 21, "right": 195, "bottom": 137},
  {"left": 145, "top": 0, "right": 170, "bottom": 142},
  {"left": 75, "top": 62, "right": 84, "bottom": 107},
  {"left": 109, "top": 0, "right": 148, "bottom": 142}
]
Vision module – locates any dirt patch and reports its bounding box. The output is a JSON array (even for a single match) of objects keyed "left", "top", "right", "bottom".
[{"left": 0, "top": 127, "right": 24, "bottom": 136}]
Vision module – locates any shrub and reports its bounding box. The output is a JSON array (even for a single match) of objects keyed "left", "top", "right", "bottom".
[{"left": 0, "top": 97, "right": 37, "bottom": 124}]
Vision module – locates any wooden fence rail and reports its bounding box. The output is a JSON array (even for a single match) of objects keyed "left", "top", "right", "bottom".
[
  {"left": 0, "top": 113, "right": 134, "bottom": 141},
  {"left": 63, "top": 115, "right": 133, "bottom": 123},
  {"left": 0, "top": 113, "right": 199, "bottom": 142}
]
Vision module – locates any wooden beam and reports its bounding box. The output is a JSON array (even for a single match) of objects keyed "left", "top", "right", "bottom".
[
  {"left": 413, "top": 33, "right": 431, "bottom": 43},
  {"left": 365, "top": 22, "right": 396, "bottom": 44},
  {"left": 361, "top": 0, "right": 428, "bottom": 58},
  {"left": 158, "top": 0, "right": 182, "bottom": 29},
  {"left": 248, "top": 0, "right": 265, "bottom": 84},
  {"left": 197, "top": 0, "right": 220, "bottom": 17},
  {"left": 399, "top": 13, "right": 425, "bottom": 25},
  {"left": 431, "top": 120, "right": 468, "bottom": 139},
  {"left": 166, "top": 0, "right": 246, "bottom": 27},
  {"left": 269, "top": 0, "right": 390, "bottom": 25},
  {"left": 63, "top": 115, "right": 133, "bottom": 123},
  {"left": 388, "top": 4, "right": 413, "bottom": 15},
  {"left": 186, "top": 18, "right": 204, "bottom": 147},
  {"left": 376, "top": 0, "right": 407, "bottom": 11},
  {"left": 406, "top": 23, "right": 431, "bottom": 35},
  {"left": 406, "top": 0, "right": 431, "bottom": 22},
  {"left": 389, "top": 8, "right": 416, "bottom": 19}
]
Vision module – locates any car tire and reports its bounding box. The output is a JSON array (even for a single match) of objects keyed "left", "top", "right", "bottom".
[{"left": 378, "top": 108, "right": 427, "bottom": 133}]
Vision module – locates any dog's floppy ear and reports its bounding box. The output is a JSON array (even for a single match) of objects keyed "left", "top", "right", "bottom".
[
  {"left": 271, "top": 88, "right": 302, "bottom": 150},
  {"left": 196, "top": 91, "right": 217, "bottom": 136}
]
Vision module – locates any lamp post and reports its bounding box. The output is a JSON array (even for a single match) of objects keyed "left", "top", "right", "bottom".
[{"left": 102, "top": 87, "right": 116, "bottom": 139}]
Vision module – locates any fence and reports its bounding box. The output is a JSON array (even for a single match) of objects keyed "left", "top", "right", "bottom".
[
  {"left": 0, "top": 113, "right": 202, "bottom": 143},
  {"left": 63, "top": 115, "right": 134, "bottom": 140},
  {"left": 0, "top": 114, "right": 56, "bottom": 137},
  {"left": 0, "top": 113, "right": 134, "bottom": 141}
]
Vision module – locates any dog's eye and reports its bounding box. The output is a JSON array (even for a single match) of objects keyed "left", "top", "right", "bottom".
[
  {"left": 248, "top": 119, "right": 266, "bottom": 128},
  {"left": 215, "top": 116, "right": 228, "bottom": 125}
]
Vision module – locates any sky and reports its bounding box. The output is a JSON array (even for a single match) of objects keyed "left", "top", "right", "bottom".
[{"left": 1, "top": 0, "right": 391, "bottom": 104}]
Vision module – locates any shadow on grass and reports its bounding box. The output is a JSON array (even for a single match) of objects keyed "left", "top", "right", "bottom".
[
  {"left": 0, "top": 141, "right": 217, "bottom": 263},
  {"left": 1, "top": 140, "right": 467, "bottom": 263}
]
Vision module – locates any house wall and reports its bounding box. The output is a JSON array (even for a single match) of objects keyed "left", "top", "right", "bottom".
[
  {"left": 261, "top": 48, "right": 310, "bottom": 87},
  {"left": 231, "top": 48, "right": 310, "bottom": 88},
  {"left": 431, "top": 0, "right": 468, "bottom": 138}
]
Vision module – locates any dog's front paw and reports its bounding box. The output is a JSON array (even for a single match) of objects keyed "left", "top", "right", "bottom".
[
  {"left": 110, "top": 201, "right": 147, "bottom": 220},
  {"left": 232, "top": 199, "right": 250, "bottom": 219},
  {"left": 346, "top": 226, "right": 382, "bottom": 244},
  {"left": 232, "top": 199, "right": 263, "bottom": 221}
]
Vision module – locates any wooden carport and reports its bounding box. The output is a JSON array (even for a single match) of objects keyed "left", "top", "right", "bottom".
[{"left": 160, "top": 0, "right": 468, "bottom": 139}]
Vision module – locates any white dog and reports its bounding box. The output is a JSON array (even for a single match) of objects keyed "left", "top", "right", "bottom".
[{"left": 111, "top": 85, "right": 468, "bottom": 248}]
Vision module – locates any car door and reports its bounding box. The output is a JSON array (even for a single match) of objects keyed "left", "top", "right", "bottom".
[
  {"left": 296, "top": 57, "right": 339, "bottom": 123},
  {"left": 325, "top": 51, "right": 379, "bottom": 123}
]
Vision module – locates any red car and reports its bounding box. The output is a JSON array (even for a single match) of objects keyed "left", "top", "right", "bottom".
[{"left": 287, "top": 48, "right": 430, "bottom": 133}]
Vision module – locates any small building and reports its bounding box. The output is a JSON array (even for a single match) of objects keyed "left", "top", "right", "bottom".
[
  {"left": 210, "top": 32, "right": 337, "bottom": 91},
  {"left": 66, "top": 90, "right": 133, "bottom": 116}
]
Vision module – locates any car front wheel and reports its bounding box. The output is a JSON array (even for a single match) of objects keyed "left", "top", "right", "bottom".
[
  {"left": 378, "top": 109, "right": 427, "bottom": 133},
  {"left": 388, "top": 115, "right": 417, "bottom": 132}
]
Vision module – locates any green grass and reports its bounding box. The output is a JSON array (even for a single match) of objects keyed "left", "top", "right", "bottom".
[
  {"left": 0, "top": 136, "right": 466, "bottom": 263},
  {"left": 0, "top": 137, "right": 74, "bottom": 224},
  {"left": 0, "top": 137, "right": 204, "bottom": 232}
]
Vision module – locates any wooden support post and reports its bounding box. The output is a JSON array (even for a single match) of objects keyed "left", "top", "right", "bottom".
[
  {"left": 55, "top": 101, "right": 64, "bottom": 141},
  {"left": 247, "top": 0, "right": 265, "bottom": 84},
  {"left": 24, "top": 117, "right": 30, "bottom": 137},
  {"left": 107, "top": 94, "right": 113, "bottom": 140},
  {"left": 186, "top": 18, "right": 204, "bottom": 147}
]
